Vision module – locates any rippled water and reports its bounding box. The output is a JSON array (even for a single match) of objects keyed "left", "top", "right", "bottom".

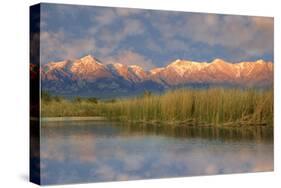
[{"left": 39, "top": 121, "right": 273, "bottom": 185}]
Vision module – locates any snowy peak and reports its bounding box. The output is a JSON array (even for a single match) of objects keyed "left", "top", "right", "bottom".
[
  {"left": 168, "top": 59, "right": 182, "bottom": 66},
  {"left": 128, "top": 65, "right": 147, "bottom": 80},
  {"left": 79, "top": 54, "right": 102, "bottom": 65},
  {"left": 166, "top": 59, "right": 209, "bottom": 76},
  {"left": 42, "top": 55, "right": 112, "bottom": 81},
  {"left": 150, "top": 67, "right": 165, "bottom": 75},
  {"left": 129, "top": 65, "right": 143, "bottom": 70},
  {"left": 211, "top": 58, "right": 228, "bottom": 64},
  {"left": 42, "top": 60, "right": 73, "bottom": 72},
  {"left": 108, "top": 63, "right": 129, "bottom": 78},
  {"left": 168, "top": 59, "right": 209, "bottom": 68},
  {"left": 107, "top": 63, "right": 148, "bottom": 82},
  {"left": 149, "top": 58, "right": 273, "bottom": 86},
  {"left": 256, "top": 59, "right": 266, "bottom": 64},
  {"left": 42, "top": 56, "right": 273, "bottom": 88},
  {"left": 80, "top": 54, "right": 94, "bottom": 62},
  {"left": 72, "top": 55, "right": 103, "bottom": 69}
]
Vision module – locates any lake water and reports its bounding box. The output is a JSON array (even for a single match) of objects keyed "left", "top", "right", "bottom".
[{"left": 40, "top": 121, "right": 273, "bottom": 185}]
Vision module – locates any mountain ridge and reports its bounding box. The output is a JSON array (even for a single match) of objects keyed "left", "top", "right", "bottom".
[{"left": 41, "top": 55, "right": 273, "bottom": 98}]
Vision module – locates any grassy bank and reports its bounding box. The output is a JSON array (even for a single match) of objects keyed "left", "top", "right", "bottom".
[{"left": 41, "top": 88, "right": 273, "bottom": 126}]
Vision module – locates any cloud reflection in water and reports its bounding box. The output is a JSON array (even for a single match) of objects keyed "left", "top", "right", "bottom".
[{"left": 40, "top": 121, "right": 273, "bottom": 185}]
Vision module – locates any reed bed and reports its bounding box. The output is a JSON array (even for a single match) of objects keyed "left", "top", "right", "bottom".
[{"left": 41, "top": 88, "right": 273, "bottom": 126}]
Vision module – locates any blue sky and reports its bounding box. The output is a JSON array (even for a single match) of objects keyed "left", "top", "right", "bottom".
[{"left": 40, "top": 3, "right": 274, "bottom": 70}]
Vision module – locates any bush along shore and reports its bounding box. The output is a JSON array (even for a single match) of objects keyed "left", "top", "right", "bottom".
[{"left": 41, "top": 88, "right": 273, "bottom": 127}]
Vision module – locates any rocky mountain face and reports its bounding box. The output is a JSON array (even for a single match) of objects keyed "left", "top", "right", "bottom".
[{"left": 41, "top": 55, "right": 273, "bottom": 98}]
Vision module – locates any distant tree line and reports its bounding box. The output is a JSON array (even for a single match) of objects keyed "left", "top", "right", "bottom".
[
  {"left": 41, "top": 90, "right": 156, "bottom": 104},
  {"left": 41, "top": 91, "right": 99, "bottom": 104}
]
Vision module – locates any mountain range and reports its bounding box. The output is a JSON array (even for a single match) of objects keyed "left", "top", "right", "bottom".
[{"left": 41, "top": 55, "right": 273, "bottom": 98}]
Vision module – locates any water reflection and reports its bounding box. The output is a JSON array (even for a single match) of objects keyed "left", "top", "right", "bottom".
[{"left": 40, "top": 121, "right": 273, "bottom": 185}]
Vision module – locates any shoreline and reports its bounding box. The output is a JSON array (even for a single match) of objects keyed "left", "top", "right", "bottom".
[
  {"left": 41, "top": 116, "right": 107, "bottom": 122},
  {"left": 40, "top": 116, "right": 272, "bottom": 127}
]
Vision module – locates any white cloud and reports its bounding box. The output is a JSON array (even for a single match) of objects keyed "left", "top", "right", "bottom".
[
  {"left": 40, "top": 31, "right": 96, "bottom": 63},
  {"left": 145, "top": 39, "right": 162, "bottom": 53},
  {"left": 98, "top": 18, "right": 145, "bottom": 42},
  {"left": 122, "top": 19, "right": 145, "bottom": 36},
  {"left": 150, "top": 13, "right": 273, "bottom": 57},
  {"left": 40, "top": 5, "right": 273, "bottom": 65},
  {"left": 92, "top": 7, "right": 142, "bottom": 27},
  {"left": 115, "top": 8, "right": 142, "bottom": 17},
  {"left": 93, "top": 8, "right": 116, "bottom": 26},
  {"left": 105, "top": 50, "right": 155, "bottom": 70},
  {"left": 95, "top": 18, "right": 145, "bottom": 57}
]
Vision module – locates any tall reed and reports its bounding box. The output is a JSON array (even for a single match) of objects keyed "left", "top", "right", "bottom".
[{"left": 41, "top": 88, "right": 273, "bottom": 126}]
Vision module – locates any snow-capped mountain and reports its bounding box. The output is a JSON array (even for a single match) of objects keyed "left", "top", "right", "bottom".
[
  {"left": 106, "top": 63, "right": 148, "bottom": 83},
  {"left": 40, "top": 55, "right": 273, "bottom": 98},
  {"left": 147, "top": 58, "right": 273, "bottom": 87},
  {"left": 41, "top": 55, "right": 112, "bottom": 81}
]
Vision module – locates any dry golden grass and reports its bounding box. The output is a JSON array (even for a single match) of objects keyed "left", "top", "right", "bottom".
[{"left": 41, "top": 88, "right": 273, "bottom": 126}]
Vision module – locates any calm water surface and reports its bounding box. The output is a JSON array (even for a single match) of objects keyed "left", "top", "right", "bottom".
[{"left": 40, "top": 121, "right": 273, "bottom": 185}]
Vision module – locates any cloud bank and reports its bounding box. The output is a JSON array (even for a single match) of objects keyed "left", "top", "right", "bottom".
[{"left": 39, "top": 4, "right": 273, "bottom": 66}]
